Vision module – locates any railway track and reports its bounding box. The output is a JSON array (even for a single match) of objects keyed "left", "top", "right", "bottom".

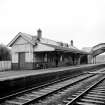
[
  {"left": 64, "top": 74, "right": 105, "bottom": 105},
  {"left": 1, "top": 67, "right": 105, "bottom": 105},
  {"left": 30, "top": 73, "right": 105, "bottom": 105},
  {"left": 0, "top": 72, "right": 96, "bottom": 105}
]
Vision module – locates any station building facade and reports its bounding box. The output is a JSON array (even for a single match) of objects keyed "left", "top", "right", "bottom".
[{"left": 8, "top": 29, "right": 90, "bottom": 70}]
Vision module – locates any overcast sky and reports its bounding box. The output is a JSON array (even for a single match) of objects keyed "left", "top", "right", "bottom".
[{"left": 0, "top": 0, "right": 105, "bottom": 49}]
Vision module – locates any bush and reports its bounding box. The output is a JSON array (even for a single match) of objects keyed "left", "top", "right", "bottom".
[{"left": 0, "top": 44, "right": 11, "bottom": 61}]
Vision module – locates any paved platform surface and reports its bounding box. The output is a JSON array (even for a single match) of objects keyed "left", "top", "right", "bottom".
[{"left": 0, "top": 64, "right": 103, "bottom": 81}]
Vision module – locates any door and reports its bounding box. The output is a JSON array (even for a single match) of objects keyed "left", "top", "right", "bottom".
[{"left": 19, "top": 52, "right": 25, "bottom": 69}]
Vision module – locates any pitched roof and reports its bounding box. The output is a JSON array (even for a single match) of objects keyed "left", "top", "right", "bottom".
[
  {"left": 8, "top": 32, "right": 89, "bottom": 54},
  {"left": 8, "top": 32, "right": 37, "bottom": 47},
  {"left": 41, "top": 42, "right": 89, "bottom": 54}
]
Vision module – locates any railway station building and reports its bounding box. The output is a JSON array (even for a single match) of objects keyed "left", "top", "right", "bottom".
[{"left": 8, "top": 29, "right": 90, "bottom": 70}]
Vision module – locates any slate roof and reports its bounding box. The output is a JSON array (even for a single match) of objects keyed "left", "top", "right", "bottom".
[
  {"left": 8, "top": 32, "right": 89, "bottom": 54},
  {"left": 41, "top": 42, "right": 89, "bottom": 54}
]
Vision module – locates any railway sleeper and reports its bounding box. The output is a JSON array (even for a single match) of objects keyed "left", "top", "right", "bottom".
[
  {"left": 80, "top": 98, "right": 105, "bottom": 104},
  {"left": 90, "top": 90, "right": 105, "bottom": 92},
  {"left": 67, "top": 97, "right": 74, "bottom": 100},
  {"left": 76, "top": 101, "right": 98, "bottom": 105},
  {"left": 86, "top": 93, "right": 105, "bottom": 98},
  {"left": 88, "top": 91, "right": 105, "bottom": 95},
  {"left": 5, "top": 100, "right": 23, "bottom": 105},
  {"left": 83, "top": 96, "right": 105, "bottom": 101},
  {"left": 16, "top": 97, "right": 32, "bottom": 101},
  {"left": 63, "top": 100, "right": 70, "bottom": 104}
]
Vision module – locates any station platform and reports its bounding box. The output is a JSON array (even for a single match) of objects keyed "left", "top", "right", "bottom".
[
  {"left": 0, "top": 64, "right": 104, "bottom": 81},
  {"left": 0, "top": 63, "right": 105, "bottom": 98}
]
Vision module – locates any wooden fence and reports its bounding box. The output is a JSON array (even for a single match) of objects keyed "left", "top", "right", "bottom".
[{"left": 0, "top": 61, "right": 11, "bottom": 71}]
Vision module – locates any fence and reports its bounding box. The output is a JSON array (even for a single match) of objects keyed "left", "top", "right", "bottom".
[{"left": 0, "top": 61, "right": 11, "bottom": 71}]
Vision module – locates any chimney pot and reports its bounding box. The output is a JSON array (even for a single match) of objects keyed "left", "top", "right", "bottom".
[
  {"left": 37, "top": 29, "right": 42, "bottom": 41},
  {"left": 71, "top": 40, "right": 73, "bottom": 46}
]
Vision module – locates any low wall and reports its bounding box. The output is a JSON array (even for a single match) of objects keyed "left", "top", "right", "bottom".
[{"left": 0, "top": 64, "right": 105, "bottom": 98}]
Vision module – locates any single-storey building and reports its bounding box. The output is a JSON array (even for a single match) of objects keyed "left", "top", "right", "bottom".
[{"left": 8, "top": 29, "right": 89, "bottom": 70}]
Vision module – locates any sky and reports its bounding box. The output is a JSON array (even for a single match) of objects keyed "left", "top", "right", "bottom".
[{"left": 0, "top": 0, "right": 105, "bottom": 49}]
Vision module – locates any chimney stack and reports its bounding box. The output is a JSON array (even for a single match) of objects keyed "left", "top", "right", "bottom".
[
  {"left": 70, "top": 40, "right": 73, "bottom": 46},
  {"left": 37, "top": 29, "right": 42, "bottom": 41}
]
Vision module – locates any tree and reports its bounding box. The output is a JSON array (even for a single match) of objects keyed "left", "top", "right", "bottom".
[{"left": 0, "top": 44, "right": 11, "bottom": 61}]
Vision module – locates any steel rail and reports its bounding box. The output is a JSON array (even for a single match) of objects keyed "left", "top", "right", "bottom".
[
  {"left": 0, "top": 73, "right": 84, "bottom": 102},
  {"left": 66, "top": 75, "right": 105, "bottom": 105},
  {"left": 22, "top": 74, "right": 95, "bottom": 105},
  {"left": 0, "top": 74, "right": 95, "bottom": 105}
]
